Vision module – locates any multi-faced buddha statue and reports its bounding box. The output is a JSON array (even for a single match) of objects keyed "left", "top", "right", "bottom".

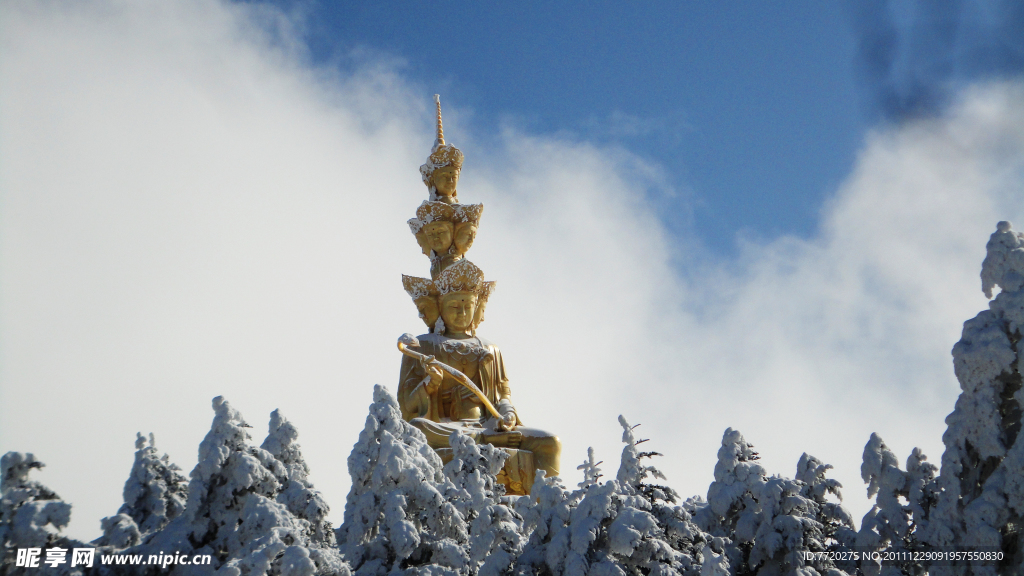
[
  {"left": 401, "top": 273, "right": 494, "bottom": 336},
  {"left": 409, "top": 97, "right": 485, "bottom": 278},
  {"left": 398, "top": 96, "right": 560, "bottom": 494},
  {"left": 409, "top": 202, "right": 455, "bottom": 256},
  {"left": 397, "top": 259, "right": 561, "bottom": 484},
  {"left": 407, "top": 201, "right": 483, "bottom": 280}
]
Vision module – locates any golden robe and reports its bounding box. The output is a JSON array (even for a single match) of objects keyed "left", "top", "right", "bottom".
[{"left": 397, "top": 333, "right": 560, "bottom": 478}]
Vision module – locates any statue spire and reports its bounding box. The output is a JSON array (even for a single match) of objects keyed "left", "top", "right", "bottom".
[
  {"left": 419, "top": 94, "right": 463, "bottom": 203},
  {"left": 434, "top": 94, "right": 444, "bottom": 148}
]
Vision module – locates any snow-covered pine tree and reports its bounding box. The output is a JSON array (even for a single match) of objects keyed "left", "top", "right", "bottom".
[
  {"left": 516, "top": 416, "right": 710, "bottom": 576},
  {"left": 795, "top": 453, "right": 858, "bottom": 575},
  {"left": 510, "top": 446, "right": 602, "bottom": 576},
  {"left": 441, "top": 431, "right": 525, "bottom": 576},
  {"left": 0, "top": 452, "right": 71, "bottom": 549},
  {"left": 578, "top": 448, "right": 605, "bottom": 491},
  {"left": 0, "top": 452, "right": 90, "bottom": 575},
  {"left": 856, "top": 433, "right": 937, "bottom": 576},
  {"left": 915, "top": 221, "right": 1024, "bottom": 576},
  {"left": 513, "top": 469, "right": 578, "bottom": 576},
  {"left": 96, "top": 432, "right": 187, "bottom": 547},
  {"left": 795, "top": 453, "right": 858, "bottom": 563},
  {"left": 336, "top": 384, "right": 471, "bottom": 576},
  {"left": 611, "top": 417, "right": 708, "bottom": 576},
  {"left": 142, "top": 396, "right": 348, "bottom": 576},
  {"left": 692, "top": 424, "right": 765, "bottom": 565},
  {"left": 262, "top": 409, "right": 336, "bottom": 549},
  {"left": 693, "top": 428, "right": 854, "bottom": 576},
  {"left": 692, "top": 428, "right": 767, "bottom": 572},
  {"left": 97, "top": 513, "right": 142, "bottom": 549}
]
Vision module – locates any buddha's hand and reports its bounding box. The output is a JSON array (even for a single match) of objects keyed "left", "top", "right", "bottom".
[
  {"left": 496, "top": 399, "right": 517, "bottom": 431},
  {"left": 482, "top": 430, "right": 523, "bottom": 448},
  {"left": 420, "top": 356, "right": 444, "bottom": 394},
  {"left": 498, "top": 413, "right": 516, "bottom": 431}
]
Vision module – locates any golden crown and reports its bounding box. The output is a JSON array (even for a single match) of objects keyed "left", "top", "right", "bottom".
[
  {"left": 480, "top": 280, "right": 496, "bottom": 301},
  {"left": 409, "top": 201, "right": 483, "bottom": 229},
  {"left": 419, "top": 95, "right": 464, "bottom": 185},
  {"left": 401, "top": 275, "right": 438, "bottom": 299},
  {"left": 415, "top": 201, "right": 456, "bottom": 224},
  {"left": 453, "top": 203, "right": 483, "bottom": 224},
  {"left": 436, "top": 259, "right": 486, "bottom": 295}
]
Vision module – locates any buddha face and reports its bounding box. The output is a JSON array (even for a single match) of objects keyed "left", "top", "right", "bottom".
[
  {"left": 413, "top": 230, "right": 431, "bottom": 255},
  {"left": 472, "top": 297, "right": 488, "bottom": 329},
  {"left": 423, "top": 221, "right": 454, "bottom": 253},
  {"left": 454, "top": 222, "right": 478, "bottom": 255},
  {"left": 440, "top": 292, "right": 478, "bottom": 333},
  {"left": 431, "top": 166, "right": 459, "bottom": 197},
  {"left": 414, "top": 296, "right": 440, "bottom": 330}
]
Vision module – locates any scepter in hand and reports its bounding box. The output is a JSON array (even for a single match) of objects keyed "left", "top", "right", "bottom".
[{"left": 397, "top": 333, "right": 516, "bottom": 430}]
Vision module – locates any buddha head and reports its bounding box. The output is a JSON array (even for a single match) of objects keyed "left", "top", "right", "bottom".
[
  {"left": 454, "top": 221, "right": 478, "bottom": 256},
  {"left": 472, "top": 281, "right": 496, "bottom": 329},
  {"left": 431, "top": 166, "right": 459, "bottom": 201},
  {"left": 416, "top": 296, "right": 440, "bottom": 330},
  {"left": 402, "top": 275, "right": 441, "bottom": 332},
  {"left": 423, "top": 221, "right": 454, "bottom": 253},
  {"left": 436, "top": 259, "right": 489, "bottom": 336},
  {"left": 408, "top": 220, "right": 430, "bottom": 255},
  {"left": 412, "top": 202, "right": 456, "bottom": 255},
  {"left": 452, "top": 203, "right": 483, "bottom": 256},
  {"left": 419, "top": 95, "right": 464, "bottom": 203},
  {"left": 440, "top": 292, "right": 478, "bottom": 333}
]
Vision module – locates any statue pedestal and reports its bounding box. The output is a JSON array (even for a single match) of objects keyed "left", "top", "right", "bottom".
[{"left": 435, "top": 447, "right": 535, "bottom": 496}]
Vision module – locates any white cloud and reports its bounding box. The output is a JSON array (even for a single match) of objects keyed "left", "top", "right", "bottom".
[{"left": 2, "top": 1, "right": 1022, "bottom": 539}]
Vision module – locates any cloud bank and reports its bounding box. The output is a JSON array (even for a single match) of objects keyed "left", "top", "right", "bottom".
[{"left": 2, "top": 0, "right": 1023, "bottom": 539}]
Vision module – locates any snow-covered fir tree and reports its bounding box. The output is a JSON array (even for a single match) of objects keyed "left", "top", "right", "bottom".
[
  {"left": 0, "top": 453, "right": 71, "bottom": 550},
  {"left": 909, "top": 221, "right": 1024, "bottom": 576},
  {"left": 337, "top": 384, "right": 470, "bottom": 576},
  {"left": 337, "top": 384, "right": 539, "bottom": 576},
  {"left": 513, "top": 469, "right": 578, "bottom": 576},
  {"left": 442, "top": 431, "right": 525, "bottom": 576},
  {"left": 514, "top": 417, "right": 710, "bottom": 576},
  {"left": 608, "top": 417, "right": 708, "bottom": 576},
  {"left": 141, "top": 396, "right": 349, "bottom": 576},
  {"left": 95, "top": 432, "right": 188, "bottom": 548},
  {"left": 0, "top": 452, "right": 91, "bottom": 575},
  {"left": 692, "top": 428, "right": 856, "bottom": 576},
  {"left": 856, "top": 433, "right": 938, "bottom": 576},
  {"left": 262, "top": 410, "right": 337, "bottom": 549},
  {"left": 795, "top": 452, "right": 858, "bottom": 568}
]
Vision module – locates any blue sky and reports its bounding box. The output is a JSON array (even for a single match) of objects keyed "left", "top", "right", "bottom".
[
  {"left": 283, "top": 0, "right": 868, "bottom": 251},
  {"left": 260, "top": 0, "right": 1021, "bottom": 253}
]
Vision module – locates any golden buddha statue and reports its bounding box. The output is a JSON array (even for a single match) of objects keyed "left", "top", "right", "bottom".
[
  {"left": 397, "top": 260, "right": 561, "bottom": 491},
  {"left": 397, "top": 96, "right": 561, "bottom": 494}
]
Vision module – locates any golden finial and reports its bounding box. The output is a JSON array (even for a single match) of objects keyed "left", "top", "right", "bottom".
[
  {"left": 420, "top": 95, "right": 463, "bottom": 199},
  {"left": 434, "top": 94, "right": 444, "bottom": 148}
]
